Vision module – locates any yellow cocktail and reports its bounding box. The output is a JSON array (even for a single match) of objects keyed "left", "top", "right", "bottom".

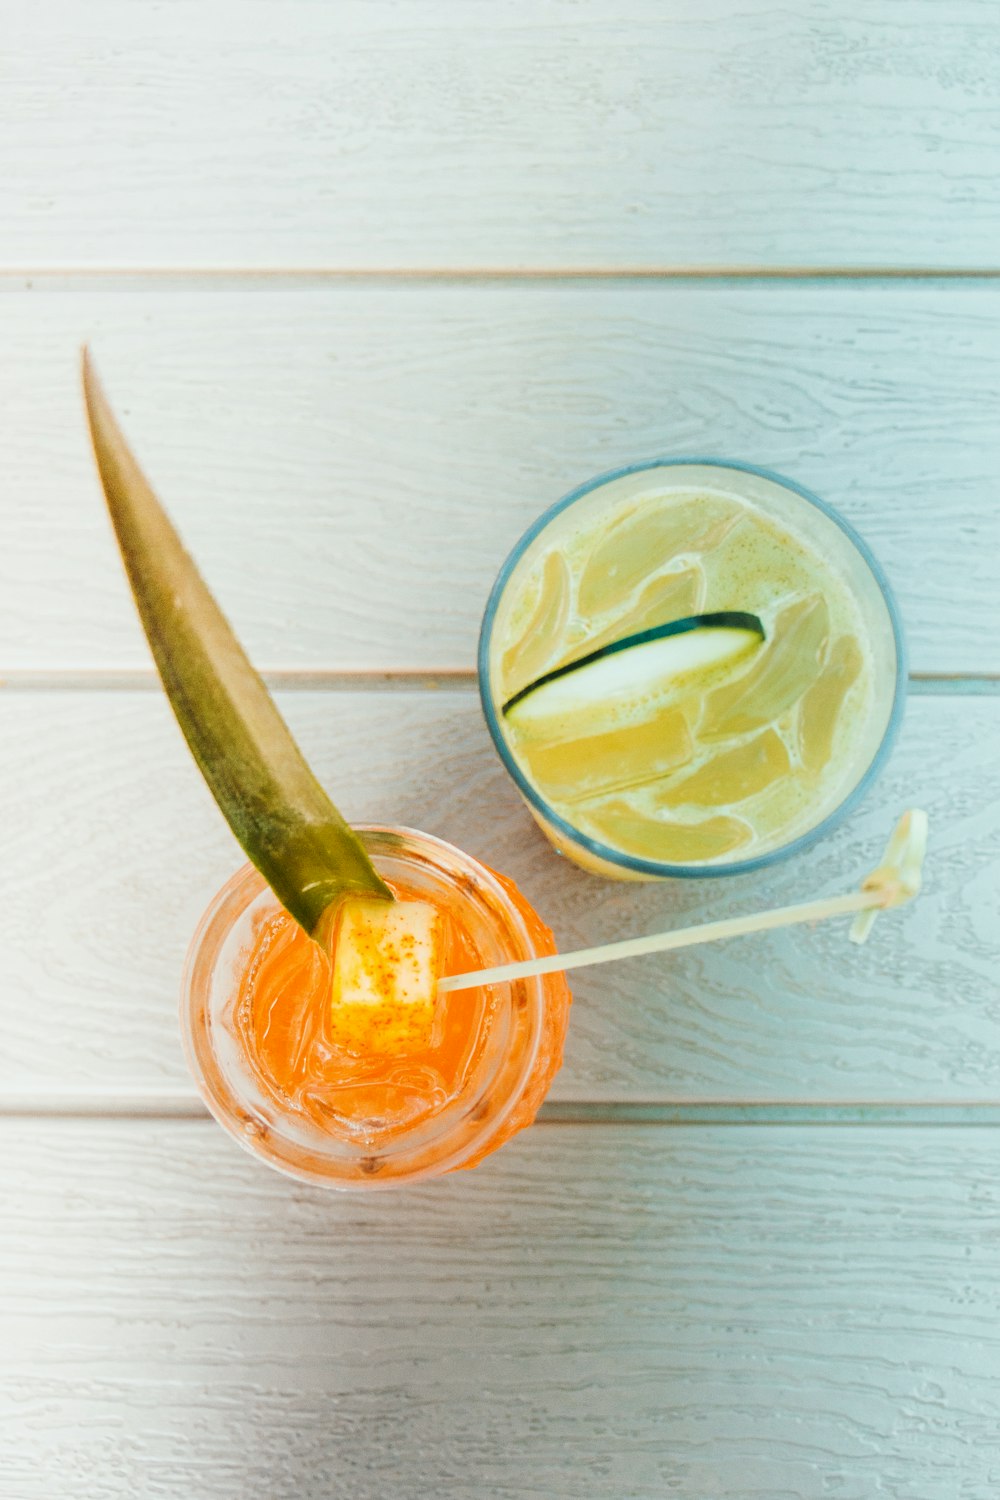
[{"left": 480, "top": 461, "right": 905, "bottom": 878}]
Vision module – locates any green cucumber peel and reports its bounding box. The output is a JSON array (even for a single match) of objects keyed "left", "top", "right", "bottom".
[
  {"left": 502, "top": 610, "right": 766, "bottom": 715},
  {"left": 82, "top": 349, "right": 392, "bottom": 946}
]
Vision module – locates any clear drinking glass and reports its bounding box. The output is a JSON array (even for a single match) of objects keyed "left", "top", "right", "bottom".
[
  {"left": 181, "top": 826, "right": 571, "bottom": 1189},
  {"left": 479, "top": 459, "right": 907, "bottom": 880}
]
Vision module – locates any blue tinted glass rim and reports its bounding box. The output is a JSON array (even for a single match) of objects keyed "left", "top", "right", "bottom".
[{"left": 477, "top": 456, "right": 908, "bottom": 880}]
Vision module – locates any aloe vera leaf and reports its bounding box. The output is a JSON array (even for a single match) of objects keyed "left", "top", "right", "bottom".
[{"left": 81, "top": 349, "right": 392, "bottom": 943}]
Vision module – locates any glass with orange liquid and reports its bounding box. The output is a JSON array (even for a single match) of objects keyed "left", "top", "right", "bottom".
[{"left": 181, "top": 826, "right": 571, "bottom": 1189}]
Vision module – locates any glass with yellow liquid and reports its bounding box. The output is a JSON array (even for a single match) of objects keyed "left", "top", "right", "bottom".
[{"left": 479, "top": 460, "right": 906, "bottom": 879}]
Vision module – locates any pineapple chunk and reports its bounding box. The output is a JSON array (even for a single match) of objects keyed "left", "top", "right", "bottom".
[{"left": 330, "top": 898, "right": 443, "bottom": 1055}]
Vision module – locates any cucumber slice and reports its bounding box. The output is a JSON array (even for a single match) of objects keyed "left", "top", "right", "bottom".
[{"left": 502, "top": 611, "right": 764, "bottom": 735}]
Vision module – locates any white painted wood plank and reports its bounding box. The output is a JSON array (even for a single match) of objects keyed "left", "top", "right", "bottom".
[
  {"left": 1, "top": 279, "right": 998, "bottom": 673},
  {"left": 3, "top": 2, "right": 1000, "bottom": 269},
  {"left": 2, "top": 689, "right": 995, "bottom": 1104},
  {"left": 3, "top": 1120, "right": 1000, "bottom": 1498}
]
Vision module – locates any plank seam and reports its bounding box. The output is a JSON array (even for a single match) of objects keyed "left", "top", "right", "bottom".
[
  {"left": 5, "top": 1096, "right": 1000, "bottom": 1126},
  {"left": 1, "top": 671, "right": 997, "bottom": 693},
  {"left": 0, "top": 669, "right": 478, "bottom": 692},
  {"left": 4, "top": 267, "right": 1000, "bottom": 284}
]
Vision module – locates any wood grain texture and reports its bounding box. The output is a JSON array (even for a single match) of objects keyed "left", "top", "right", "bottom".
[
  {"left": 3, "top": 1, "right": 1000, "bottom": 269},
  {"left": 2, "top": 689, "right": 996, "bottom": 1104},
  {"left": 3, "top": 1120, "right": 1000, "bottom": 1499},
  {"left": 2, "top": 279, "right": 999, "bottom": 672},
  {"left": 3, "top": 9, "right": 998, "bottom": 1491}
]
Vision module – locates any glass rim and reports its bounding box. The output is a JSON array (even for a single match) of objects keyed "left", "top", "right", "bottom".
[
  {"left": 477, "top": 456, "right": 908, "bottom": 880},
  {"left": 179, "top": 823, "right": 550, "bottom": 1188}
]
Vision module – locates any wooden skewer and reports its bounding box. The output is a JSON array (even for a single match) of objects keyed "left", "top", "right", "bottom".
[
  {"left": 437, "top": 888, "right": 886, "bottom": 994},
  {"left": 437, "top": 810, "right": 928, "bottom": 996}
]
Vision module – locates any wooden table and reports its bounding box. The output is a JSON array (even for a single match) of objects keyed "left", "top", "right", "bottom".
[{"left": 3, "top": 5, "right": 999, "bottom": 1496}]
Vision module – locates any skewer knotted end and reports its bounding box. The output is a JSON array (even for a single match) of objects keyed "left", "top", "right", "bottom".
[{"left": 849, "top": 808, "right": 928, "bottom": 945}]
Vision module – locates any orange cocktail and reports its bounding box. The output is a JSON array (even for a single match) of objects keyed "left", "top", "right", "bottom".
[
  {"left": 83, "top": 361, "right": 570, "bottom": 1191},
  {"left": 182, "top": 826, "right": 571, "bottom": 1189}
]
